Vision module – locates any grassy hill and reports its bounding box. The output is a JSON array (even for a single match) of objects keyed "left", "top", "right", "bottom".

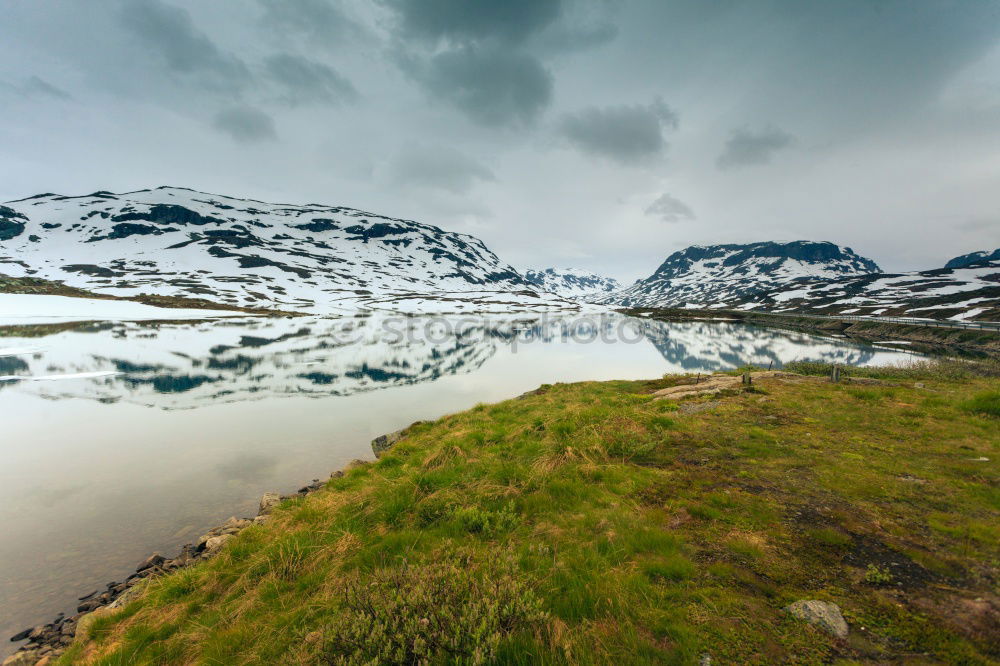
[{"left": 57, "top": 361, "right": 999, "bottom": 664}]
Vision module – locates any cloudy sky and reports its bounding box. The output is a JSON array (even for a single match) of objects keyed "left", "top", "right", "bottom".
[{"left": 2, "top": 0, "right": 999, "bottom": 280}]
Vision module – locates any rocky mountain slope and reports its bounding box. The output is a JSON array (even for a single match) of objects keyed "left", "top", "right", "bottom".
[
  {"left": 523, "top": 267, "right": 620, "bottom": 300},
  {"left": 946, "top": 248, "right": 1000, "bottom": 269},
  {"left": 604, "top": 241, "right": 880, "bottom": 308},
  {"left": 765, "top": 261, "right": 1000, "bottom": 321},
  {"left": 0, "top": 187, "right": 575, "bottom": 314}
]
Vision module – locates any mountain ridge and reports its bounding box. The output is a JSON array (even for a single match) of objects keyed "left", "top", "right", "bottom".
[
  {"left": 1, "top": 187, "right": 576, "bottom": 314},
  {"left": 523, "top": 267, "right": 620, "bottom": 300},
  {"left": 946, "top": 248, "right": 1000, "bottom": 269},
  {"left": 605, "top": 241, "right": 881, "bottom": 308}
]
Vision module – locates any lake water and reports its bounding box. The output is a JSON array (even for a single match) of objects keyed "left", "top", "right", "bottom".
[{"left": 0, "top": 312, "right": 918, "bottom": 653}]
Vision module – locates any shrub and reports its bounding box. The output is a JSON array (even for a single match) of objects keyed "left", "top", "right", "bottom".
[
  {"left": 864, "top": 563, "right": 893, "bottom": 585},
  {"left": 323, "top": 556, "right": 545, "bottom": 665},
  {"left": 453, "top": 503, "right": 519, "bottom": 537}
]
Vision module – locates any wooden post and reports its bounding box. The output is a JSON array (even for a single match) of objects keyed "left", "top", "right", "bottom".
[
  {"left": 742, "top": 372, "right": 752, "bottom": 386},
  {"left": 830, "top": 366, "right": 840, "bottom": 383}
]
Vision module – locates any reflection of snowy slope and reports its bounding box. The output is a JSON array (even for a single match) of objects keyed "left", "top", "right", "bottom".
[
  {"left": 0, "top": 188, "right": 575, "bottom": 314},
  {"left": 0, "top": 316, "right": 505, "bottom": 408},
  {"left": 633, "top": 320, "right": 903, "bottom": 372}
]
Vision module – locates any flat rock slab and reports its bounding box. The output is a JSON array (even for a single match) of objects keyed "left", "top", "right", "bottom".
[
  {"left": 653, "top": 371, "right": 801, "bottom": 401},
  {"left": 784, "top": 599, "right": 849, "bottom": 638}
]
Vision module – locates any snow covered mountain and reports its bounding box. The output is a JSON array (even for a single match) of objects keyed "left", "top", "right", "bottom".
[
  {"left": 604, "top": 241, "right": 880, "bottom": 308},
  {"left": 0, "top": 187, "right": 576, "bottom": 314},
  {"left": 945, "top": 248, "right": 1000, "bottom": 269},
  {"left": 523, "top": 268, "right": 620, "bottom": 300}
]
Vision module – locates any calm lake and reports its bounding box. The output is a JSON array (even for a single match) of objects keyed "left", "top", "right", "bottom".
[{"left": 0, "top": 312, "right": 917, "bottom": 652}]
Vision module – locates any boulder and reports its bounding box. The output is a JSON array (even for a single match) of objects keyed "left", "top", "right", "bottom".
[
  {"left": 8, "top": 627, "right": 32, "bottom": 642},
  {"left": 784, "top": 600, "right": 849, "bottom": 638},
  {"left": 2, "top": 649, "right": 39, "bottom": 666},
  {"left": 108, "top": 583, "right": 145, "bottom": 610},
  {"left": 258, "top": 492, "right": 282, "bottom": 515},
  {"left": 75, "top": 608, "right": 112, "bottom": 640},
  {"left": 371, "top": 429, "right": 405, "bottom": 457},
  {"left": 204, "top": 534, "right": 234, "bottom": 554},
  {"left": 136, "top": 553, "right": 165, "bottom": 572}
]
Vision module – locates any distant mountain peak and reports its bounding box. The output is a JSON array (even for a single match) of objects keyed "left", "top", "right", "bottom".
[
  {"left": 945, "top": 248, "right": 1000, "bottom": 269},
  {"left": 524, "top": 267, "right": 620, "bottom": 301},
  {"left": 603, "top": 241, "right": 881, "bottom": 308}
]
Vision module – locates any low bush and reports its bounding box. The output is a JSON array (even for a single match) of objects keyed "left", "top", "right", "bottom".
[{"left": 323, "top": 556, "right": 545, "bottom": 665}]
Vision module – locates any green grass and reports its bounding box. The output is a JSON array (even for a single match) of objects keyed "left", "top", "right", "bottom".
[
  {"left": 962, "top": 390, "right": 1000, "bottom": 417},
  {"left": 58, "top": 366, "right": 1000, "bottom": 665}
]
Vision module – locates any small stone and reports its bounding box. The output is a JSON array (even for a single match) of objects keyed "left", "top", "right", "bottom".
[
  {"left": 304, "top": 631, "right": 322, "bottom": 644},
  {"left": 784, "top": 600, "right": 849, "bottom": 638},
  {"left": 252, "top": 515, "right": 268, "bottom": 525},
  {"left": 221, "top": 516, "right": 250, "bottom": 531},
  {"left": 699, "top": 655, "right": 712, "bottom": 666},
  {"left": 258, "top": 492, "right": 282, "bottom": 516}
]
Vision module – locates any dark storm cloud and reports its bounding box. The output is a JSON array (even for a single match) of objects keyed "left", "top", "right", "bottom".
[
  {"left": 716, "top": 126, "right": 795, "bottom": 170},
  {"left": 387, "top": 144, "right": 495, "bottom": 194},
  {"left": 256, "top": 0, "right": 363, "bottom": 46},
  {"left": 383, "top": 0, "right": 562, "bottom": 45},
  {"left": 120, "top": 0, "right": 250, "bottom": 89},
  {"left": 559, "top": 98, "right": 678, "bottom": 164},
  {"left": 212, "top": 107, "right": 277, "bottom": 143},
  {"left": 264, "top": 54, "right": 358, "bottom": 106},
  {"left": 645, "top": 193, "right": 695, "bottom": 223},
  {"left": 407, "top": 46, "right": 553, "bottom": 127}
]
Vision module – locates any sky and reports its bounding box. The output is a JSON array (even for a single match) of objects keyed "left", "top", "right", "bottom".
[{"left": 2, "top": 0, "right": 999, "bottom": 281}]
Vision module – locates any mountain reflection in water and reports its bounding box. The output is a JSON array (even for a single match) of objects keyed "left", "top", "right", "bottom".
[{"left": 0, "top": 313, "right": 914, "bottom": 409}]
